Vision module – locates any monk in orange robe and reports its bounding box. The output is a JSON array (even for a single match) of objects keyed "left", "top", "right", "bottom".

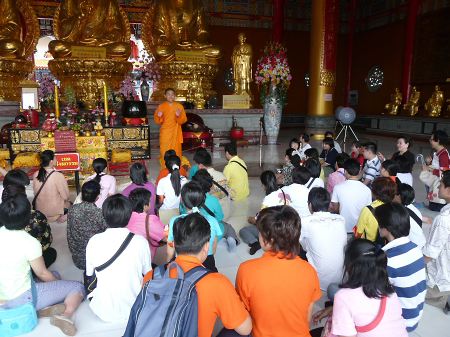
[{"left": 154, "top": 88, "right": 187, "bottom": 168}]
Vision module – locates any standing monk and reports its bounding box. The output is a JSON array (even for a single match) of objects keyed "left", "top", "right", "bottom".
[{"left": 154, "top": 88, "right": 187, "bottom": 168}]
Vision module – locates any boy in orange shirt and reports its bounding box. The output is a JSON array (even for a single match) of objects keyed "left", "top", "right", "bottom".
[{"left": 142, "top": 213, "right": 252, "bottom": 337}]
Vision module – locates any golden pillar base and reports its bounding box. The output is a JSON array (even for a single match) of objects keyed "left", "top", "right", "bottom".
[
  {"left": 48, "top": 58, "right": 132, "bottom": 110},
  {"left": 0, "top": 59, "right": 35, "bottom": 101},
  {"left": 151, "top": 61, "right": 219, "bottom": 107}
]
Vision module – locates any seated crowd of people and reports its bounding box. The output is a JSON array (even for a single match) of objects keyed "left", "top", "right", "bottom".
[{"left": 0, "top": 130, "right": 449, "bottom": 337}]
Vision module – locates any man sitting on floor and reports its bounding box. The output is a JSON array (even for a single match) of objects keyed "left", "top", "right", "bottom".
[
  {"left": 361, "top": 142, "right": 381, "bottom": 187},
  {"left": 223, "top": 143, "right": 249, "bottom": 201}
]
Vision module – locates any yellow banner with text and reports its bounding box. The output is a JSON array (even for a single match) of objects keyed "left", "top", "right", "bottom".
[
  {"left": 71, "top": 46, "right": 106, "bottom": 59},
  {"left": 223, "top": 95, "right": 250, "bottom": 109},
  {"left": 175, "top": 50, "right": 207, "bottom": 62}
]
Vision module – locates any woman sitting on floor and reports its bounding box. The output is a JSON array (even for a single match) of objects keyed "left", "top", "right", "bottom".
[
  {"left": 0, "top": 195, "right": 85, "bottom": 336},
  {"left": 122, "top": 162, "right": 156, "bottom": 215},
  {"left": 32, "top": 150, "right": 71, "bottom": 223},
  {"left": 84, "top": 158, "right": 116, "bottom": 209}
]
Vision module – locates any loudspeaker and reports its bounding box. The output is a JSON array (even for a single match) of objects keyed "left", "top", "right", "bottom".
[
  {"left": 349, "top": 90, "right": 358, "bottom": 105},
  {"left": 208, "top": 96, "right": 217, "bottom": 109}
]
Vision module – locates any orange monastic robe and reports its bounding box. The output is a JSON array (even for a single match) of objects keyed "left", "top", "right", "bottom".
[{"left": 154, "top": 101, "right": 187, "bottom": 168}]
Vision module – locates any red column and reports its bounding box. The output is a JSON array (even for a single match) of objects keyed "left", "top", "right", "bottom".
[
  {"left": 344, "top": 0, "right": 356, "bottom": 107},
  {"left": 272, "top": 0, "right": 285, "bottom": 43},
  {"left": 401, "top": 0, "right": 420, "bottom": 103}
]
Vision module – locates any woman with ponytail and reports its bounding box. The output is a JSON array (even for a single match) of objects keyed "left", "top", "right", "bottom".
[
  {"left": 84, "top": 158, "right": 116, "bottom": 208},
  {"left": 166, "top": 181, "right": 222, "bottom": 272},
  {"left": 32, "top": 150, "right": 70, "bottom": 223},
  {"left": 156, "top": 154, "right": 188, "bottom": 225},
  {"left": 312, "top": 239, "right": 408, "bottom": 336}
]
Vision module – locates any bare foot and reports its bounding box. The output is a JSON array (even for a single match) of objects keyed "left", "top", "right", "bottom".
[{"left": 57, "top": 214, "right": 68, "bottom": 223}]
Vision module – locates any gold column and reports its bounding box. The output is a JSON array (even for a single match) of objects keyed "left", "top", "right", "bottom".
[{"left": 307, "top": 0, "right": 338, "bottom": 122}]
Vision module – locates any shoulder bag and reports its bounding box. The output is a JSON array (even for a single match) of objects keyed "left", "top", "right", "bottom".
[
  {"left": 0, "top": 270, "right": 38, "bottom": 337},
  {"left": 84, "top": 232, "right": 135, "bottom": 294},
  {"left": 406, "top": 208, "right": 422, "bottom": 228},
  {"left": 307, "top": 178, "right": 316, "bottom": 189},
  {"left": 212, "top": 180, "right": 229, "bottom": 197},
  {"left": 231, "top": 160, "right": 248, "bottom": 172},
  {"left": 32, "top": 171, "right": 55, "bottom": 211}
]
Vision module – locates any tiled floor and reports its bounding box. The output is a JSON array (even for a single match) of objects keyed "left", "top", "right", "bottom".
[{"left": 24, "top": 127, "right": 450, "bottom": 336}]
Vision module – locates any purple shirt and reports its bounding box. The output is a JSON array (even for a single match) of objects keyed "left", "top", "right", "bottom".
[{"left": 122, "top": 182, "right": 156, "bottom": 215}]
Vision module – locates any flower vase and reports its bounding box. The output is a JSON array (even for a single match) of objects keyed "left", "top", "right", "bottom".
[
  {"left": 140, "top": 80, "right": 150, "bottom": 101},
  {"left": 263, "top": 84, "right": 282, "bottom": 145}
]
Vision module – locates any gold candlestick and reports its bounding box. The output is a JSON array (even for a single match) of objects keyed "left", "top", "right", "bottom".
[
  {"left": 103, "top": 84, "right": 109, "bottom": 126},
  {"left": 54, "top": 84, "right": 60, "bottom": 119}
]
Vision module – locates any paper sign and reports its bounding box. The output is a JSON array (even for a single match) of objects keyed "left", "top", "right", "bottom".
[
  {"left": 175, "top": 50, "right": 206, "bottom": 62},
  {"left": 71, "top": 46, "right": 106, "bottom": 58},
  {"left": 54, "top": 131, "right": 76, "bottom": 153},
  {"left": 223, "top": 95, "right": 250, "bottom": 109},
  {"left": 55, "top": 153, "right": 80, "bottom": 171},
  {"left": 324, "top": 94, "right": 333, "bottom": 101}
]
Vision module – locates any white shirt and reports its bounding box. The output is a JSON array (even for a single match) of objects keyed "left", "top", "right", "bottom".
[
  {"left": 406, "top": 204, "right": 426, "bottom": 250},
  {"left": 397, "top": 173, "right": 413, "bottom": 186},
  {"left": 334, "top": 141, "right": 342, "bottom": 154},
  {"left": 300, "top": 212, "right": 347, "bottom": 290},
  {"left": 281, "top": 183, "right": 311, "bottom": 218},
  {"left": 84, "top": 174, "right": 117, "bottom": 208},
  {"left": 306, "top": 177, "right": 324, "bottom": 191},
  {"left": 298, "top": 143, "right": 311, "bottom": 160},
  {"left": 331, "top": 179, "right": 372, "bottom": 232},
  {"left": 0, "top": 227, "right": 42, "bottom": 300},
  {"left": 422, "top": 204, "right": 450, "bottom": 292},
  {"left": 157, "top": 174, "right": 188, "bottom": 210},
  {"left": 86, "top": 228, "right": 151, "bottom": 322}
]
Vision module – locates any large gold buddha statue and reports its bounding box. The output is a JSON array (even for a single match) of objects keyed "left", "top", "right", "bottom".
[
  {"left": 149, "top": 0, "right": 222, "bottom": 62},
  {"left": 49, "top": 0, "right": 131, "bottom": 59},
  {"left": 0, "top": 0, "right": 25, "bottom": 59},
  {"left": 425, "top": 85, "right": 444, "bottom": 117}
]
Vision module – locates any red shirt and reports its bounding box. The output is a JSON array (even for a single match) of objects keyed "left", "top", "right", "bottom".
[
  {"left": 433, "top": 148, "right": 450, "bottom": 177},
  {"left": 351, "top": 152, "right": 364, "bottom": 166}
]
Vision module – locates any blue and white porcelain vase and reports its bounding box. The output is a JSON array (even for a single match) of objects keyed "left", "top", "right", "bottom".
[{"left": 263, "top": 84, "right": 282, "bottom": 145}]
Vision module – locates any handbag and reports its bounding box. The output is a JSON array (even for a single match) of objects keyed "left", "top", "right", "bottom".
[
  {"left": 84, "top": 232, "right": 135, "bottom": 294},
  {"left": 0, "top": 271, "right": 38, "bottom": 337},
  {"left": 321, "top": 296, "right": 387, "bottom": 337},
  {"left": 32, "top": 171, "right": 55, "bottom": 210}
]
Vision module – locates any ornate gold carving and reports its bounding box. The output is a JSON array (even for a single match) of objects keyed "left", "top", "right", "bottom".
[
  {"left": 11, "top": 144, "right": 41, "bottom": 153},
  {"left": 107, "top": 140, "right": 149, "bottom": 150},
  {"left": 16, "top": 0, "right": 40, "bottom": 59},
  {"left": 319, "top": 70, "right": 336, "bottom": 87},
  {"left": 384, "top": 88, "right": 402, "bottom": 115},
  {"left": 48, "top": 59, "right": 132, "bottom": 110},
  {"left": 104, "top": 128, "right": 112, "bottom": 140},
  {"left": 113, "top": 129, "right": 123, "bottom": 139},
  {"left": 0, "top": 59, "right": 35, "bottom": 101},
  {"left": 123, "top": 128, "right": 140, "bottom": 139},
  {"left": 20, "top": 130, "right": 40, "bottom": 143}
]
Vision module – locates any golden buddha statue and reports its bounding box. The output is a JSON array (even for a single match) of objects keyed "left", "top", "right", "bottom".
[
  {"left": 232, "top": 33, "right": 253, "bottom": 107},
  {"left": 425, "top": 85, "right": 444, "bottom": 117},
  {"left": 0, "top": 0, "right": 25, "bottom": 59},
  {"left": 384, "top": 88, "right": 402, "bottom": 115},
  {"left": 49, "top": 0, "right": 131, "bottom": 59},
  {"left": 149, "top": 0, "right": 222, "bottom": 62},
  {"left": 403, "top": 86, "right": 420, "bottom": 116}
]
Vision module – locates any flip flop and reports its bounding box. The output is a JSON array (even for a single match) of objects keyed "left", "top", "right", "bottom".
[
  {"left": 37, "top": 303, "right": 66, "bottom": 318},
  {"left": 50, "top": 315, "right": 77, "bottom": 336}
]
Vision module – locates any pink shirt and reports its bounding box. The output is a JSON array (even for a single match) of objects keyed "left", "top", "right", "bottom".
[
  {"left": 325, "top": 168, "right": 346, "bottom": 196},
  {"left": 85, "top": 174, "right": 116, "bottom": 208},
  {"left": 126, "top": 212, "right": 165, "bottom": 260},
  {"left": 332, "top": 287, "right": 407, "bottom": 337}
]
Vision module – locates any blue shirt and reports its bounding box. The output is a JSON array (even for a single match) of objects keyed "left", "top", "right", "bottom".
[
  {"left": 189, "top": 165, "right": 198, "bottom": 180},
  {"left": 168, "top": 212, "right": 223, "bottom": 256},
  {"left": 383, "top": 237, "right": 426, "bottom": 332}
]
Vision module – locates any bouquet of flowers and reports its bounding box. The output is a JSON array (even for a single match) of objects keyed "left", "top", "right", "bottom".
[
  {"left": 254, "top": 42, "right": 292, "bottom": 107},
  {"left": 38, "top": 76, "right": 59, "bottom": 116},
  {"left": 135, "top": 54, "right": 161, "bottom": 82},
  {"left": 119, "top": 76, "right": 139, "bottom": 101}
]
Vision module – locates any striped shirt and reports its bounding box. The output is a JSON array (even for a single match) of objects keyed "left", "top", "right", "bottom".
[
  {"left": 383, "top": 237, "right": 426, "bottom": 332},
  {"left": 362, "top": 156, "right": 381, "bottom": 184}
]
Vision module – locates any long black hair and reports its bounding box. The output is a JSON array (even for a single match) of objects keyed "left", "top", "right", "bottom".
[
  {"left": 340, "top": 239, "right": 395, "bottom": 299},
  {"left": 181, "top": 181, "right": 205, "bottom": 210},
  {"left": 166, "top": 155, "right": 182, "bottom": 196},
  {"left": 130, "top": 162, "right": 148, "bottom": 186},
  {"left": 37, "top": 150, "right": 55, "bottom": 183},
  {"left": 92, "top": 158, "right": 108, "bottom": 183},
  {"left": 260, "top": 171, "right": 278, "bottom": 196}
]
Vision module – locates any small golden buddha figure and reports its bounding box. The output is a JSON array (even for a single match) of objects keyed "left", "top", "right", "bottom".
[
  {"left": 384, "top": 87, "right": 402, "bottom": 115},
  {"left": 0, "top": 0, "right": 25, "bottom": 59},
  {"left": 151, "top": 0, "right": 222, "bottom": 62},
  {"left": 49, "top": 0, "right": 131, "bottom": 59},
  {"left": 187, "top": 73, "right": 205, "bottom": 109},
  {"left": 232, "top": 33, "right": 253, "bottom": 106},
  {"left": 425, "top": 85, "right": 444, "bottom": 117},
  {"left": 403, "top": 86, "right": 420, "bottom": 116}
]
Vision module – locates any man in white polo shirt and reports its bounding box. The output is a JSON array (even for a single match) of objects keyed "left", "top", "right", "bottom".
[{"left": 332, "top": 158, "right": 372, "bottom": 233}]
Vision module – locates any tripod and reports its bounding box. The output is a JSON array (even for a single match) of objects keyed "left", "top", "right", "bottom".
[{"left": 335, "top": 124, "right": 358, "bottom": 143}]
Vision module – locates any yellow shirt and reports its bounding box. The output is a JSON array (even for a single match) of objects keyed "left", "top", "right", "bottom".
[
  {"left": 356, "top": 200, "right": 384, "bottom": 242},
  {"left": 223, "top": 156, "right": 249, "bottom": 200},
  {"left": 320, "top": 167, "right": 325, "bottom": 182}
]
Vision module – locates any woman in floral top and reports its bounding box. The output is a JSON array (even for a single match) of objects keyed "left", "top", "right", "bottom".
[
  {"left": 1, "top": 184, "right": 56, "bottom": 267},
  {"left": 67, "top": 180, "right": 107, "bottom": 270}
]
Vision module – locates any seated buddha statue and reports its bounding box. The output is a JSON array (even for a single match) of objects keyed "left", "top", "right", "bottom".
[
  {"left": 0, "top": 0, "right": 25, "bottom": 59},
  {"left": 403, "top": 86, "right": 420, "bottom": 116},
  {"left": 49, "top": 0, "right": 130, "bottom": 59},
  {"left": 384, "top": 88, "right": 402, "bottom": 115},
  {"left": 425, "top": 85, "right": 444, "bottom": 117},
  {"left": 151, "top": 0, "right": 222, "bottom": 62}
]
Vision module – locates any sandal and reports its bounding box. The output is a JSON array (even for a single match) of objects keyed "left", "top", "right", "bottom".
[
  {"left": 50, "top": 315, "right": 76, "bottom": 336},
  {"left": 37, "top": 303, "right": 65, "bottom": 318}
]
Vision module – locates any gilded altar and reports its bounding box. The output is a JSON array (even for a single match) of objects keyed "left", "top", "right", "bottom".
[
  {"left": 142, "top": 0, "right": 221, "bottom": 104},
  {"left": 48, "top": 0, "right": 132, "bottom": 110},
  {"left": 0, "top": 0, "right": 39, "bottom": 101},
  {"left": 103, "top": 126, "right": 151, "bottom": 160}
]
